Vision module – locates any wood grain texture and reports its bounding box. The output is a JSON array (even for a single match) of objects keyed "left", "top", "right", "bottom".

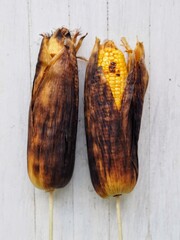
[
  {"left": 0, "top": 0, "right": 34, "bottom": 239},
  {"left": 150, "top": 0, "right": 180, "bottom": 239},
  {"left": 0, "top": 0, "right": 180, "bottom": 239}
]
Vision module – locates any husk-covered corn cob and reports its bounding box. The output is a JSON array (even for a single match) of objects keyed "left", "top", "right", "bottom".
[
  {"left": 84, "top": 37, "right": 149, "bottom": 198},
  {"left": 27, "top": 27, "right": 86, "bottom": 191}
]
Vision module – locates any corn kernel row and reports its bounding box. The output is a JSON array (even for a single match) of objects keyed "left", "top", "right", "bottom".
[{"left": 98, "top": 44, "right": 127, "bottom": 109}]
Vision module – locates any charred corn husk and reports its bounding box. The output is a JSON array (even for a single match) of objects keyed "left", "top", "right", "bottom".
[
  {"left": 27, "top": 27, "right": 86, "bottom": 191},
  {"left": 84, "top": 37, "right": 149, "bottom": 198}
]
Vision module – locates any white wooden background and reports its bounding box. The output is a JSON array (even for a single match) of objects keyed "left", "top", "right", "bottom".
[{"left": 0, "top": 0, "right": 180, "bottom": 239}]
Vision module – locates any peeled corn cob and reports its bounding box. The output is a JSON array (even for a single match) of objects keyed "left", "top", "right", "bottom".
[
  {"left": 27, "top": 27, "right": 86, "bottom": 191},
  {"left": 98, "top": 41, "right": 127, "bottom": 109},
  {"left": 84, "top": 37, "right": 148, "bottom": 198}
]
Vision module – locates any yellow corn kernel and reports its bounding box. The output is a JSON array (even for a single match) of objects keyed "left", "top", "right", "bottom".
[{"left": 98, "top": 41, "right": 127, "bottom": 109}]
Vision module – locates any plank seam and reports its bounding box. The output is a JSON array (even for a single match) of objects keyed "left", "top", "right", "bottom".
[
  {"left": 27, "top": 0, "right": 36, "bottom": 239},
  {"left": 107, "top": 0, "right": 109, "bottom": 39},
  {"left": 148, "top": 0, "right": 152, "bottom": 239},
  {"left": 68, "top": 2, "right": 74, "bottom": 239},
  {"left": 108, "top": 199, "right": 110, "bottom": 240},
  {"left": 27, "top": 0, "right": 32, "bottom": 89},
  {"left": 68, "top": 0, "right": 71, "bottom": 28},
  {"left": 33, "top": 189, "right": 37, "bottom": 240},
  {"left": 106, "top": 1, "right": 110, "bottom": 239}
]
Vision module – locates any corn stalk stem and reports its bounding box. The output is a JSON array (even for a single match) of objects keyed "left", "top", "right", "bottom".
[
  {"left": 116, "top": 196, "right": 123, "bottom": 240},
  {"left": 49, "top": 190, "right": 54, "bottom": 240}
]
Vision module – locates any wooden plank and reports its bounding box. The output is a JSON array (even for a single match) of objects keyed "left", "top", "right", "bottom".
[
  {"left": 108, "top": 1, "right": 150, "bottom": 239},
  {"left": 69, "top": 1, "right": 110, "bottom": 240},
  {"left": 0, "top": 0, "right": 34, "bottom": 239},
  {"left": 150, "top": 0, "right": 180, "bottom": 239},
  {"left": 28, "top": 1, "right": 74, "bottom": 240}
]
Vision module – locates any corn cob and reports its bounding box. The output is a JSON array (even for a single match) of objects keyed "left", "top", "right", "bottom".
[
  {"left": 27, "top": 27, "right": 86, "bottom": 191},
  {"left": 84, "top": 37, "right": 148, "bottom": 198},
  {"left": 98, "top": 41, "right": 127, "bottom": 109}
]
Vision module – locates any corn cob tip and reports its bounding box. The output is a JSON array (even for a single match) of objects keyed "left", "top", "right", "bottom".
[{"left": 97, "top": 39, "right": 128, "bottom": 109}]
